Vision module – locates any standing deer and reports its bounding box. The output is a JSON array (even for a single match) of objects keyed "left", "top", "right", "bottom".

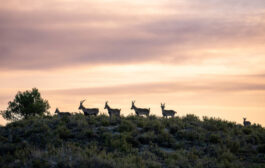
[
  {"left": 131, "top": 101, "right": 150, "bottom": 117},
  {"left": 243, "top": 118, "right": 251, "bottom": 126},
  {"left": 78, "top": 100, "right": 99, "bottom": 116},
  {"left": 104, "top": 101, "right": 121, "bottom": 120},
  {"left": 161, "top": 103, "right": 176, "bottom": 118},
  {"left": 55, "top": 108, "right": 71, "bottom": 116}
]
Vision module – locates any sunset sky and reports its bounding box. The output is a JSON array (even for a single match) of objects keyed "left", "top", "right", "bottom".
[{"left": 0, "top": 0, "right": 265, "bottom": 126}]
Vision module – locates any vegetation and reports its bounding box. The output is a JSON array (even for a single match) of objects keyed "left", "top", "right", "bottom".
[
  {"left": 0, "top": 114, "right": 264, "bottom": 168},
  {"left": 0, "top": 88, "right": 50, "bottom": 121}
]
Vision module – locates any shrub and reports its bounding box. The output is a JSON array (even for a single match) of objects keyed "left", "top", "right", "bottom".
[
  {"left": 183, "top": 114, "right": 200, "bottom": 123},
  {"left": 218, "top": 151, "right": 236, "bottom": 162},
  {"left": 257, "top": 144, "right": 265, "bottom": 153},
  {"left": 143, "top": 120, "right": 164, "bottom": 134},
  {"left": 119, "top": 120, "right": 135, "bottom": 132},
  {"left": 209, "top": 134, "right": 221, "bottom": 144},
  {"left": 243, "top": 128, "right": 252, "bottom": 135},
  {"left": 0, "top": 114, "right": 265, "bottom": 168},
  {"left": 227, "top": 140, "right": 240, "bottom": 153},
  {"left": 56, "top": 126, "right": 72, "bottom": 140},
  {"left": 138, "top": 131, "right": 155, "bottom": 144}
]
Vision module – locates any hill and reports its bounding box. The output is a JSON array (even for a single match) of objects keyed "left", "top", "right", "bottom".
[{"left": 0, "top": 114, "right": 265, "bottom": 168}]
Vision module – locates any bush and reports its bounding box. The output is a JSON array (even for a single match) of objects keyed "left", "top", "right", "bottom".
[
  {"left": 0, "top": 114, "right": 265, "bottom": 168},
  {"left": 257, "top": 144, "right": 265, "bottom": 153},
  {"left": 218, "top": 151, "right": 236, "bottom": 162},
  {"left": 119, "top": 120, "right": 136, "bottom": 132},
  {"left": 227, "top": 140, "right": 240, "bottom": 153},
  {"left": 243, "top": 128, "right": 252, "bottom": 135},
  {"left": 209, "top": 134, "right": 221, "bottom": 144},
  {"left": 143, "top": 120, "right": 164, "bottom": 134},
  {"left": 1, "top": 88, "right": 50, "bottom": 121}
]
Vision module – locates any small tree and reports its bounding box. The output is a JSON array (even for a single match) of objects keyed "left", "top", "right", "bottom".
[{"left": 1, "top": 88, "right": 50, "bottom": 121}]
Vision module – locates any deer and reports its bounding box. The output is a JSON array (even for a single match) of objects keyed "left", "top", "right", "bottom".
[
  {"left": 104, "top": 101, "right": 121, "bottom": 120},
  {"left": 161, "top": 103, "right": 176, "bottom": 118},
  {"left": 131, "top": 101, "right": 150, "bottom": 117},
  {"left": 54, "top": 108, "right": 71, "bottom": 116},
  {"left": 78, "top": 100, "right": 99, "bottom": 116},
  {"left": 243, "top": 118, "right": 251, "bottom": 126}
]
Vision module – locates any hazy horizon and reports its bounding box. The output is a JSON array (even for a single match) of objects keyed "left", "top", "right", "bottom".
[{"left": 0, "top": 0, "right": 265, "bottom": 126}]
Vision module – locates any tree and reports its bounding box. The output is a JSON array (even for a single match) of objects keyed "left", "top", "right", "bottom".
[{"left": 1, "top": 88, "right": 50, "bottom": 121}]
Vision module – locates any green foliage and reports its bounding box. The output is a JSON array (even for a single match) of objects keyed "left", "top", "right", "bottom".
[
  {"left": 1, "top": 88, "right": 50, "bottom": 121},
  {"left": 209, "top": 134, "right": 221, "bottom": 144},
  {"left": 0, "top": 114, "right": 265, "bottom": 168},
  {"left": 119, "top": 120, "right": 135, "bottom": 132},
  {"left": 257, "top": 144, "right": 265, "bottom": 153}
]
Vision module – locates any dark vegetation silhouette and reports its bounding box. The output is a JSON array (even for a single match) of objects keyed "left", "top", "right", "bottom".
[
  {"left": 0, "top": 88, "right": 265, "bottom": 167},
  {"left": 0, "top": 88, "right": 50, "bottom": 121},
  {"left": 0, "top": 114, "right": 264, "bottom": 168}
]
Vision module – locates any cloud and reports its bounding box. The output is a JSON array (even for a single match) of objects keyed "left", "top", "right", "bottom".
[
  {"left": 45, "top": 80, "right": 265, "bottom": 97},
  {"left": 0, "top": 0, "right": 265, "bottom": 70}
]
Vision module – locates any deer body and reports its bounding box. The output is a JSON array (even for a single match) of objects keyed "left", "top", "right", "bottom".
[
  {"left": 79, "top": 100, "right": 99, "bottom": 116},
  {"left": 55, "top": 108, "right": 71, "bottom": 116},
  {"left": 161, "top": 103, "right": 176, "bottom": 118},
  {"left": 104, "top": 101, "right": 120, "bottom": 119},
  {"left": 243, "top": 118, "right": 251, "bottom": 126},
  {"left": 131, "top": 101, "right": 150, "bottom": 117}
]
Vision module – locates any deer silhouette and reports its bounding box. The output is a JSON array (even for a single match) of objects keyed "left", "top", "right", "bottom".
[
  {"left": 243, "top": 118, "right": 251, "bottom": 126},
  {"left": 161, "top": 103, "right": 176, "bottom": 118},
  {"left": 131, "top": 101, "right": 150, "bottom": 117},
  {"left": 104, "top": 101, "right": 120, "bottom": 120},
  {"left": 78, "top": 100, "right": 99, "bottom": 116},
  {"left": 55, "top": 108, "right": 71, "bottom": 116}
]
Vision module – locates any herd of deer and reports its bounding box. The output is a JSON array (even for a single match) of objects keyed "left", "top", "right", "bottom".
[
  {"left": 55, "top": 100, "right": 252, "bottom": 126},
  {"left": 55, "top": 100, "right": 176, "bottom": 118}
]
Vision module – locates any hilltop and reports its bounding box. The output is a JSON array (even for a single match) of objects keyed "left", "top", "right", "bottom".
[{"left": 0, "top": 114, "right": 265, "bottom": 168}]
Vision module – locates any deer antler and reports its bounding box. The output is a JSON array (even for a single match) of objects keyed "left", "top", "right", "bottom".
[{"left": 80, "top": 100, "right": 86, "bottom": 103}]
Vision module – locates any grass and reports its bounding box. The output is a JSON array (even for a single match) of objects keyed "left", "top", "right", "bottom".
[{"left": 0, "top": 114, "right": 264, "bottom": 168}]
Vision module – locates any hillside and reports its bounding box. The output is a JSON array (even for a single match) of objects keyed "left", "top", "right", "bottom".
[{"left": 0, "top": 114, "right": 265, "bottom": 168}]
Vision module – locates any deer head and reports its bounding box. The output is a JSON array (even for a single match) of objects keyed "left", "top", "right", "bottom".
[
  {"left": 131, "top": 101, "right": 136, "bottom": 109},
  {"left": 55, "top": 108, "right": 60, "bottom": 114},
  {"left": 78, "top": 100, "right": 85, "bottom": 110},
  {"left": 104, "top": 101, "right": 108, "bottom": 109},
  {"left": 161, "top": 103, "right": 166, "bottom": 109}
]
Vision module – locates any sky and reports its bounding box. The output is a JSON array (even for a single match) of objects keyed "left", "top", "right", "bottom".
[{"left": 0, "top": 0, "right": 265, "bottom": 126}]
